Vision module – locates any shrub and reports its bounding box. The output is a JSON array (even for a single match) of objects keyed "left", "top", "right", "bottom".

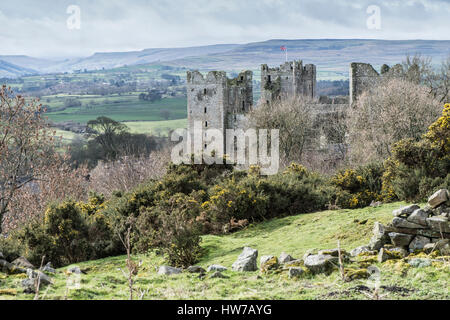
[
  {"left": 382, "top": 104, "right": 450, "bottom": 202},
  {"left": 331, "top": 163, "right": 384, "bottom": 208}
]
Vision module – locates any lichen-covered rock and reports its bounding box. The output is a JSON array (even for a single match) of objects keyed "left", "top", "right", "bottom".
[
  {"left": 407, "top": 209, "right": 429, "bottom": 226},
  {"left": 304, "top": 254, "right": 337, "bottom": 274},
  {"left": 426, "top": 216, "right": 450, "bottom": 233},
  {"left": 187, "top": 266, "right": 206, "bottom": 274},
  {"left": 210, "top": 271, "right": 228, "bottom": 279},
  {"left": 207, "top": 265, "right": 228, "bottom": 272},
  {"left": 67, "top": 266, "right": 83, "bottom": 274},
  {"left": 408, "top": 236, "right": 431, "bottom": 252},
  {"left": 389, "top": 232, "right": 414, "bottom": 247},
  {"left": 350, "top": 246, "right": 373, "bottom": 257},
  {"left": 158, "top": 266, "right": 182, "bottom": 275},
  {"left": 389, "top": 247, "right": 409, "bottom": 258},
  {"left": 428, "top": 189, "right": 449, "bottom": 209},
  {"left": 41, "top": 262, "right": 56, "bottom": 274},
  {"left": 11, "top": 257, "right": 35, "bottom": 270},
  {"left": 278, "top": 252, "right": 295, "bottom": 264},
  {"left": 318, "top": 248, "right": 348, "bottom": 258},
  {"left": 260, "top": 256, "right": 279, "bottom": 273},
  {"left": 408, "top": 258, "right": 432, "bottom": 268},
  {"left": 377, "top": 248, "right": 404, "bottom": 263},
  {"left": 345, "top": 268, "right": 369, "bottom": 281},
  {"left": 430, "top": 239, "right": 450, "bottom": 255},
  {"left": 288, "top": 267, "right": 304, "bottom": 279},
  {"left": 0, "top": 259, "right": 26, "bottom": 275},
  {"left": 368, "top": 222, "right": 390, "bottom": 250},
  {"left": 302, "top": 248, "right": 318, "bottom": 261},
  {"left": 284, "top": 259, "right": 303, "bottom": 268},
  {"left": 393, "top": 204, "right": 420, "bottom": 217},
  {"left": 392, "top": 217, "right": 424, "bottom": 229},
  {"left": 26, "top": 269, "right": 52, "bottom": 285},
  {"left": 232, "top": 247, "right": 258, "bottom": 272}
]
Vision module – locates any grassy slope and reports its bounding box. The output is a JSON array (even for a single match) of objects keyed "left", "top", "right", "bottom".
[{"left": 1, "top": 202, "right": 449, "bottom": 300}]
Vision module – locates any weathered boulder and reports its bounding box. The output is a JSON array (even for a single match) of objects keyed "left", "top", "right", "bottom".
[
  {"left": 41, "top": 262, "right": 56, "bottom": 274},
  {"left": 67, "top": 266, "right": 83, "bottom": 274},
  {"left": 377, "top": 248, "right": 404, "bottom": 263},
  {"left": 409, "top": 236, "right": 431, "bottom": 252},
  {"left": 302, "top": 248, "right": 318, "bottom": 261},
  {"left": 393, "top": 204, "right": 420, "bottom": 217},
  {"left": 207, "top": 265, "right": 227, "bottom": 272},
  {"left": 259, "top": 256, "right": 278, "bottom": 272},
  {"left": 428, "top": 189, "right": 449, "bottom": 209},
  {"left": 187, "top": 266, "right": 206, "bottom": 274},
  {"left": 318, "top": 248, "right": 348, "bottom": 258},
  {"left": 283, "top": 259, "right": 303, "bottom": 268},
  {"left": 27, "top": 269, "right": 52, "bottom": 286},
  {"left": 288, "top": 267, "right": 304, "bottom": 279},
  {"left": 408, "top": 258, "right": 432, "bottom": 268},
  {"left": 158, "top": 266, "right": 182, "bottom": 275},
  {"left": 303, "top": 254, "right": 337, "bottom": 274},
  {"left": 368, "top": 222, "right": 390, "bottom": 250},
  {"left": 278, "top": 252, "right": 295, "bottom": 264},
  {"left": 432, "top": 239, "right": 450, "bottom": 255},
  {"left": 0, "top": 259, "right": 26, "bottom": 275},
  {"left": 232, "top": 247, "right": 258, "bottom": 272},
  {"left": 407, "top": 209, "right": 429, "bottom": 226},
  {"left": 392, "top": 217, "right": 424, "bottom": 229},
  {"left": 389, "top": 232, "right": 414, "bottom": 247},
  {"left": 389, "top": 247, "right": 409, "bottom": 258},
  {"left": 12, "top": 257, "right": 35, "bottom": 269},
  {"left": 210, "top": 271, "right": 228, "bottom": 279},
  {"left": 350, "top": 246, "right": 373, "bottom": 257},
  {"left": 427, "top": 216, "right": 450, "bottom": 233}
]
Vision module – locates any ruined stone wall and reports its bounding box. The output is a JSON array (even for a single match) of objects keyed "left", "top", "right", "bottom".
[
  {"left": 349, "top": 62, "right": 380, "bottom": 106},
  {"left": 261, "top": 60, "right": 316, "bottom": 103}
]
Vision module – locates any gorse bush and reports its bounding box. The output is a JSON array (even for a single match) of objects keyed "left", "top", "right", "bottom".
[
  {"left": 382, "top": 104, "right": 450, "bottom": 202},
  {"left": 331, "top": 163, "right": 384, "bottom": 208}
]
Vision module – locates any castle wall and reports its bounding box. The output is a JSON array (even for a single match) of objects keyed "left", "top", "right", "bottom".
[
  {"left": 349, "top": 62, "right": 380, "bottom": 106},
  {"left": 261, "top": 60, "right": 316, "bottom": 103}
]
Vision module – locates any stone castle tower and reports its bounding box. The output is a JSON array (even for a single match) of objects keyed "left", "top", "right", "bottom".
[
  {"left": 261, "top": 60, "right": 316, "bottom": 103},
  {"left": 187, "top": 70, "right": 253, "bottom": 138}
]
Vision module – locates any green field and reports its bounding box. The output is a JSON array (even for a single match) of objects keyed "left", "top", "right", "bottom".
[
  {"left": 1, "top": 202, "right": 448, "bottom": 300},
  {"left": 124, "top": 119, "right": 187, "bottom": 136},
  {"left": 44, "top": 94, "right": 187, "bottom": 124}
]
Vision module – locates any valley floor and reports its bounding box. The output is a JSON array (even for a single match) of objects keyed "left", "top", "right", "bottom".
[{"left": 1, "top": 202, "right": 449, "bottom": 300}]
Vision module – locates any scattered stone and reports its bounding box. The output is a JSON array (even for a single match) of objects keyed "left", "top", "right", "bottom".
[
  {"left": 408, "top": 258, "right": 432, "bottom": 268},
  {"left": 232, "top": 247, "right": 258, "bottom": 272},
  {"left": 423, "top": 243, "right": 436, "bottom": 254},
  {"left": 370, "top": 201, "right": 383, "bottom": 208},
  {"left": 260, "top": 256, "right": 279, "bottom": 272},
  {"left": 187, "top": 266, "right": 206, "bottom": 274},
  {"left": 304, "top": 254, "right": 337, "bottom": 274},
  {"left": 426, "top": 216, "right": 450, "bottom": 233},
  {"left": 207, "top": 265, "right": 227, "bottom": 272},
  {"left": 288, "top": 267, "right": 304, "bottom": 279},
  {"left": 284, "top": 259, "right": 303, "bottom": 268},
  {"left": 393, "top": 204, "right": 420, "bottom": 217},
  {"left": 11, "top": 257, "right": 35, "bottom": 269},
  {"left": 408, "top": 236, "right": 431, "bottom": 252},
  {"left": 0, "top": 259, "right": 26, "bottom": 275},
  {"left": 278, "top": 252, "right": 295, "bottom": 264},
  {"left": 302, "top": 248, "right": 318, "bottom": 260},
  {"left": 67, "top": 266, "right": 83, "bottom": 275},
  {"left": 389, "top": 232, "right": 414, "bottom": 248},
  {"left": 318, "top": 248, "right": 348, "bottom": 258},
  {"left": 41, "top": 262, "right": 56, "bottom": 274},
  {"left": 27, "top": 269, "right": 52, "bottom": 286},
  {"left": 21, "top": 279, "right": 36, "bottom": 294},
  {"left": 407, "top": 209, "right": 429, "bottom": 226},
  {"left": 346, "top": 269, "right": 370, "bottom": 281},
  {"left": 158, "top": 266, "right": 182, "bottom": 275},
  {"left": 368, "top": 222, "right": 390, "bottom": 250},
  {"left": 389, "top": 247, "right": 409, "bottom": 258},
  {"left": 434, "top": 205, "right": 450, "bottom": 217},
  {"left": 210, "top": 271, "right": 228, "bottom": 279},
  {"left": 378, "top": 248, "right": 391, "bottom": 263},
  {"left": 392, "top": 217, "right": 424, "bottom": 229},
  {"left": 350, "top": 246, "right": 372, "bottom": 257},
  {"left": 433, "top": 239, "right": 450, "bottom": 255},
  {"left": 428, "top": 189, "right": 449, "bottom": 209}
]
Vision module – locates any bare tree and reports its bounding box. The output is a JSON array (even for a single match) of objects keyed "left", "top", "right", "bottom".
[
  {"left": 249, "top": 97, "right": 318, "bottom": 167},
  {"left": 347, "top": 78, "right": 442, "bottom": 165},
  {"left": 0, "top": 86, "right": 56, "bottom": 234}
]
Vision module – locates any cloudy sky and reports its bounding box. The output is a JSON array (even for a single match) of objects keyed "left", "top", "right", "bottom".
[{"left": 0, "top": 0, "right": 449, "bottom": 58}]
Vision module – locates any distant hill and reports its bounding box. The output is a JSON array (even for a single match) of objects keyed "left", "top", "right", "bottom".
[
  {"left": 0, "top": 59, "right": 37, "bottom": 78},
  {"left": 2, "top": 39, "right": 449, "bottom": 79}
]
